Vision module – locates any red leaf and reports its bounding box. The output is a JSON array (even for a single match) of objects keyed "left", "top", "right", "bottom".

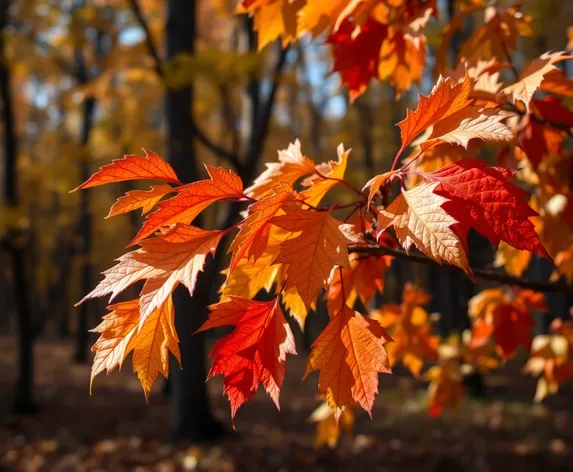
[
  {"left": 422, "top": 159, "right": 550, "bottom": 259},
  {"left": 198, "top": 296, "right": 297, "bottom": 420},
  {"left": 328, "top": 18, "right": 387, "bottom": 101}
]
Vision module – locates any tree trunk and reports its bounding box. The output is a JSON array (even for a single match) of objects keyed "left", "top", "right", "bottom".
[
  {"left": 1, "top": 0, "right": 37, "bottom": 414},
  {"left": 73, "top": 31, "right": 97, "bottom": 362},
  {"left": 166, "top": 0, "right": 226, "bottom": 443}
]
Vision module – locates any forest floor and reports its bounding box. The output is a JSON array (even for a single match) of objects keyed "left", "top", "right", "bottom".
[{"left": 1, "top": 336, "right": 573, "bottom": 472}]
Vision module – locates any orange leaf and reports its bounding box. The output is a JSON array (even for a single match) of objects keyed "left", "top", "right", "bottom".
[
  {"left": 494, "top": 241, "right": 532, "bottom": 277},
  {"left": 198, "top": 296, "right": 297, "bottom": 419},
  {"left": 424, "top": 361, "right": 465, "bottom": 417},
  {"left": 362, "top": 170, "right": 396, "bottom": 208},
  {"left": 128, "top": 296, "right": 180, "bottom": 400},
  {"left": 371, "top": 283, "right": 438, "bottom": 376},
  {"left": 420, "top": 106, "right": 513, "bottom": 150},
  {"left": 241, "top": 0, "right": 304, "bottom": 50},
  {"left": 304, "top": 304, "right": 392, "bottom": 419},
  {"left": 90, "top": 299, "right": 140, "bottom": 392},
  {"left": 107, "top": 185, "right": 175, "bottom": 218},
  {"left": 270, "top": 203, "right": 352, "bottom": 308},
  {"left": 377, "top": 182, "right": 472, "bottom": 276},
  {"left": 130, "top": 165, "right": 243, "bottom": 245},
  {"left": 540, "top": 69, "right": 573, "bottom": 98},
  {"left": 310, "top": 401, "right": 355, "bottom": 448},
  {"left": 300, "top": 143, "right": 349, "bottom": 206},
  {"left": 90, "top": 296, "right": 180, "bottom": 400},
  {"left": 245, "top": 140, "right": 316, "bottom": 200},
  {"left": 73, "top": 149, "right": 181, "bottom": 191},
  {"left": 497, "top": 51, "right": 573, "bottom": 111},
  {"left": 325, "top": 253, "right": 391, "bottom": 315},
  {"left": 397, "top": 74, "right": 473, "bottom": 152},
  {"left": 229, "top": 183, "right": 297, "bottom": 272},
  {"left": 458, "top": 5, "right": 533, "bottom": 64},
  {"left": 80, "top": 224, "right": 224, "bottom": 324}
]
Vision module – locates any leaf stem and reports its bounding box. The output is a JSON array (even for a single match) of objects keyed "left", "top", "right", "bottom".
[
  {"left": 314, "top": 167, "right": 365, "bottom": 199},
  {"left": 390, "top": 146, "right": 405, "bottom": 172}
]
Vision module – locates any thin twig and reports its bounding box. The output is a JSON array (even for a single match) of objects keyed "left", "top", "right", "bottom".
[
  {"left": 349, "top": 244, "right": 573, "bottom": 295},
  {"left": 127, "top": 0, "right": 242, "bottom": 171}
]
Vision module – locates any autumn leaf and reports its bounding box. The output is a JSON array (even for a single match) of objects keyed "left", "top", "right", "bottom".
[
  {"left": 198, "top": 296, "right": 296, "bottom": 419},
  {"left": 327, "top": 18, "right": 387, "bottom": 101},
  {"left": 420, "top": 106, "right": 513, "bottom": 150},
  {"left": 377, "top": 182, "right": 472, "bottom": 275},
  {"left": 497, "top": 51, "right": 573, "bottom": 111},
  {"left": 247, "top": 0, "right": 305, "bottom": 50},
  {"left": 90, "top": 296, "right": 180, "bottom": 400},
  {"left": 525, "top": 320, "right": 573, "bottom": 402},
  {"left": 362, "top": 170, "right": 397, "bottom": 207},
  {"left": 424, "top": 360, "right": 465, "bottom": 417},
  {"left": 397, "top": 74, "right": 473, "bottom": 153},
  {"left": 552, "top": 243, "right": 573, "bottom": 283},
  {"left": 371, "top": 283, "right": 439, "bottom": 376},
  {"left": 300, "top": 143, "right": 349, "bottom": 206},
  {"left": 220, "top": 247, "right": 282, "bottom": 302},
  {"left": 376, "top": 20, "right": 427, "bottom": 96},
  {"left": 326, "top": 253, "right": 391, "bottom": 315},
  {"left": 458, "top": 5, "right": 533, "bottom": 64},
  {"left": 469, "top": 288, "right": 546, "bottom": 359},
  {"left": 404, "top": 142, "right": 477, "bottom": 187},
  {"left": 90, "top": 299, "right": 140, "bottom": 392},
  {"left": 73, "top": 149, "right": 181, "bottom": 191},
  {"left": 304, "top": 304, "right": 392, "bottom": 419},
  {"left": 310, "top": 401, "right": 355, "bottom": 448},
  {"left": 540, "top": 69, "right": 573, "bottom": 98},
  {"left": 130, "top": 165, "right": 244, "bottom": 245},
  {"left": 245, "top": 140, "right": 316, "bottom": 200},
  {"left": 80, "top": 224, "right": 224, "bottom": 324},
  {"left": 422, "top": 159, "right": 551, "bottom": 259},
  {"left": 128, "top": 296, "right": 180, "bottom": 399},
  {"left": 229, "top": 183, "right": 297, "bottom": 272},
  {"left": 494, "top": 241, "right": 532, "bottom": 278},
  {"left": 107, "top": 185, "right": 175, "bottom": 218},
  {"left": 270, "top": 203, "right": 352, "bottom": 308},
  {"left": 328, "top": 10, "right": 430, "bottom": 100}
]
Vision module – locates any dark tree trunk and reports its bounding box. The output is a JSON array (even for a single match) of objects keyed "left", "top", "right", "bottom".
[
  {"left": 166, "top": 0, "right": 226, "bottom": 443},
  {"left": 73, "top": 32, "right": 97, "bottom": 362},
  {"left": 1, "top": 0, "right": 37, "bottom": 414}
]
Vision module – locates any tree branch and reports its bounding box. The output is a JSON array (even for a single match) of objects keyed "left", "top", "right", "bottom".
[
  {"left": 127, "top": 0, "right": 242, "bottom": 171},
  {"left": 349, "top": 244, "right": 573, "bottom": 295}
]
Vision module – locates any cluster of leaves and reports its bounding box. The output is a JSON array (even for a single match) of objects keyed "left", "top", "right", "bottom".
[
  {"left": 240, "top": 0, "right": 436, "bottom": 98},
  {"left": 73, "top": 0, "right": 573, "bottom": 437}
]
